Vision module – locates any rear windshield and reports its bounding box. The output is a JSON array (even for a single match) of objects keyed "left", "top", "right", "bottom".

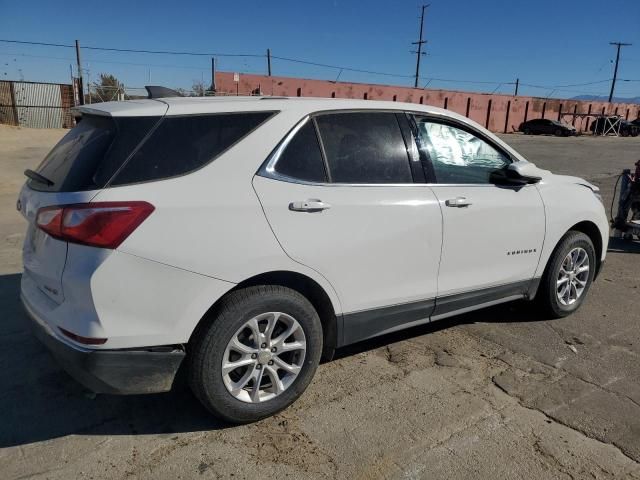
[
  {"left": 29, "top": 115, "right": 160, "bottom": 192},
  {"left": 29, "top": 111, "right": 275, "bottom": 192}
]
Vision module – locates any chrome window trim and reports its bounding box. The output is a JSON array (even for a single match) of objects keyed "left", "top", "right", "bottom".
[
  {"left": 260, "top": 115, "right": 313, "bottom": 183},
  {"left": 259, "top": 110, "right": 419, "bottom": 187}
]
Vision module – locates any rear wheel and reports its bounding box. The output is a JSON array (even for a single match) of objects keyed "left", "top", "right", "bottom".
[
  {"left": 536, "top": 231, "right": 596, "bottom": 318},
  {"left": 189, "top": 285, "right": 323, "bottom": 423},
  {"left": 554, "top": 128, "right": 563, "bottom": 136},
  {"left": 523, "top": 128, "right": 532, "bottom": 135}
]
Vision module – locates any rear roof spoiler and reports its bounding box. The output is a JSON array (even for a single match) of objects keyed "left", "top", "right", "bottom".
[{"left": 145, "top": 86, "right": 183, "bottom": 99}]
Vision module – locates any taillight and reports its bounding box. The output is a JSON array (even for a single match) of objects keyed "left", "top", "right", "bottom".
[{"left": 36, "top": 201, "right": 154, "bottom": 249}]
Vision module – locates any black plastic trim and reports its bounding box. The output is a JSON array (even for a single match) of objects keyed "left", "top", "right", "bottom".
[
  {"left": 396, "top": 112, "right": 426, "bottom": 183},
  {"left": 432, "top": 280, "right": 530, "bottom": 317},
  {"left": 26, "top": 307, "right": 185, "bottom": 395},
  {"left": 341, "top": 298, "right": 435, "bottom": 346},
  {"left": 339, "top": 280, "right": 535, "bottom": 347}
]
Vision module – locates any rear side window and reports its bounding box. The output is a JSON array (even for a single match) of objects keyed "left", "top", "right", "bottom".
[
  {"left": 315, "top": 112, "right": 412, "bottom": 184},
  {"left": 272, "top": 120, "right": 327, "bottom": 182},
  {"left": 29, "top": 115, "right": 159, "bottom": 192},
  {"left": 111, "top": 112, "right": 275, "bottom": 185}
]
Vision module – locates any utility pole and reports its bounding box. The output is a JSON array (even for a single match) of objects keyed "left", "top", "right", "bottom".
[
  {"left": 514, "top": 78, "right": 519, "bottom": 96},
  {"left": 211, "top": 57, "right": 216, "bottom": 93},
  {"left": 608, "top": 42, "right": 631, "bottom": 102},
  {"left": 267, "top": 48, "right": 272, "bottom": 76},
  {"left": 75, "top": 39, "right": 85, "bottom": 105},
  {"left": 412, "top": 4, "right": 429, "bottom": 88}
]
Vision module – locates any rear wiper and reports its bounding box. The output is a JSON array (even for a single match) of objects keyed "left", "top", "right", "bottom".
[{"left": 24, "top": 169, "right": 54, "bottom": 187}]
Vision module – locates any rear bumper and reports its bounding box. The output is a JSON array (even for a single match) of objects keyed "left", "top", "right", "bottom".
[{"left": 22, "top": 294, "right": 185, "bottom": 395}]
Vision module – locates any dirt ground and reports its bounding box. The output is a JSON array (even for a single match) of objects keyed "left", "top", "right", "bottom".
[{"left": 1, "top": 125, "right": 640, "bottom": 479}]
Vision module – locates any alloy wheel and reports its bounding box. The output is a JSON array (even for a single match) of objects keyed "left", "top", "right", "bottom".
[
  {"left": 556, "top": 247, "right": 590, "bottom": 306},
  {"left": 221, "top": 312, "right": 306, "bottom": 403}
]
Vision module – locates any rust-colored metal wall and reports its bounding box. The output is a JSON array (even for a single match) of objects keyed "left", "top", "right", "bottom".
[{"left": 215, "top": 72, "right": 640, "bottom": 133}]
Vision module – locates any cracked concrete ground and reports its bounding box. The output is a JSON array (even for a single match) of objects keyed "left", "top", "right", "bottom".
[{"left": 1, "top": 125, "right": 640, "bottom": 479}]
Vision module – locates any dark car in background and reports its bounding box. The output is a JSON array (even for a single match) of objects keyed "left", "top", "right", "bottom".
[
  {"left": 519, "top": 119, "right": 576, "bottom": 136},
  {"left": 590, "top": 117, "right": 639, "bottom": 137}
]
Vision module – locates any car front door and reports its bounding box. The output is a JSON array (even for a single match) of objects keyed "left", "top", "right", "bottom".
[
  {"left": 253, "top": 111, "right": 443, "bottom": 344},
  {"left": 409, "top": 115, "right": 545, "bottom": 318}
]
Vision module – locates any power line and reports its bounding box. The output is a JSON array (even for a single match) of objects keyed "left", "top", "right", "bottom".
[
  {"left": 0, "top": 37, "right": 628, "bottom": 98},
  {"left": 0, "top": 38, "right": 515, "bottom": 84},
  {"left": 520, "top": 79, "right": 612, "bottom": 89},
  {"left": 0, "top": 38, "right": 263, "bottom": 58},
  {"left": 0, "top": 39, "right": 74, "bottom": 49},
  {"left": 0, "top": 51, "right": 213, "bottom": 71},
  {"left": 271, "top": 55, "right": 413, "bottom": 78}
]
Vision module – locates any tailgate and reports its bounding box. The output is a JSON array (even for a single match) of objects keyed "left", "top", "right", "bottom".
[{"left": 18, "top": 184, "right": 97, "bottom": 304}]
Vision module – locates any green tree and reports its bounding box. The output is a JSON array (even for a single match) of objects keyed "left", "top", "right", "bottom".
[{"left": 90, "top": 73, "right": 125, "bottom": 103}]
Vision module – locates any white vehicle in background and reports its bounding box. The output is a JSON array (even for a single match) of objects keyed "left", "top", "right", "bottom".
[{"left": 18, "top": 91, "right": 608, "bottom": 423}]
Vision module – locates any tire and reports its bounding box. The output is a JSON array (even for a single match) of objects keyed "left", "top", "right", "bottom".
[
  {"left": 554, "top": 128, "right": 563, "bottom": 137},
  {"left": 523, "top": 128, "right": 531, "bottom": 135},
  {"left": 188, "top": 285, "right": 323, "bottom": 423},
  {"left": 536, "top": 231, "right": 596, "bottom": 318}
]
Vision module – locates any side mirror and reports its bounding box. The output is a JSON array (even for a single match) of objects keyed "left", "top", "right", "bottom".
[{"left": 490, "top": 162, "right": 542, "bottom": 186}]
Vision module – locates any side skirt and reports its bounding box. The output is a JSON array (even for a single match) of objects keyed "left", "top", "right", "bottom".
[{"left": 339, "top": 280, "right": 537, "bottom": 347}]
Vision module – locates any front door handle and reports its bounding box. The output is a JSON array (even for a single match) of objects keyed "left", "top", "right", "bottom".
[
  {"left": 445, "top": 197, "right": 472, "bottom": 208},
  {"left": 289, "top": 199, "right": 332, "bottom": 212}
]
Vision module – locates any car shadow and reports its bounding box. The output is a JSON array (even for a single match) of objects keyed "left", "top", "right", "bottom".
[
  {"left": 0, "top": 273, "right": 230, "bottom": 448},
  {"left": 608, "top": 237, "right": 640, "bottom": 254},
  {"left": 1, "top": 271, "right": 544, "bottom": 448}
]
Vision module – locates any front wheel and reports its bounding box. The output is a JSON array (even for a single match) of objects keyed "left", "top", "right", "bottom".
[
  {"left": 188, "top": 285, "right": 323, "bottom": 423},
  {"left": 536, "top": 231, "right": 596, "bottom": 318}
]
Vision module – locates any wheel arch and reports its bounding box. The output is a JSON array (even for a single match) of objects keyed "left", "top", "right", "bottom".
[
  {"left": 568, "top": 220, "right": 604, "bottom": 278},
  {"left": 189, "top": 270, "right": 339, "bottom": 361}
]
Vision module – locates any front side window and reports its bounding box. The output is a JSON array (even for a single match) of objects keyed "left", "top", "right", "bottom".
[
  {"left": 315, "top": 112, "right": 412, "bottom": 184},
  {"left": 413, "top": 118, "right": 510, "bottom": 184}
]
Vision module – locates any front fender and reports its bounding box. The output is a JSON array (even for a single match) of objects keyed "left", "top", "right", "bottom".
[{"left": 534, "top": 180, "right": 609, "bottom": 279}]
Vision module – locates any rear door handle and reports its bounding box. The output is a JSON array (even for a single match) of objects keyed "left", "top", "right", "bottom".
[
  {"left": 445, "top": 197, "right": 472, "bottom": 208},
  {"left": 289, "top": 199, "right": 332, "bottom": 212}
]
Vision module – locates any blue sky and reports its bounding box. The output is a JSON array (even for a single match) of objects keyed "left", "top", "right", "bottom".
[{"left": 1, "top": 0, "right": 639, "bottom": 99}]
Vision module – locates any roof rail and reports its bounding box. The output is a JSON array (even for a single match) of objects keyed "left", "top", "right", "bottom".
[{"left": 145, "top": 86, "right": 183, "bottom": 99}]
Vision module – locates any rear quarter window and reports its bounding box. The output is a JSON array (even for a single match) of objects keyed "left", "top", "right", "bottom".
[
  {"left": 271, "top": 120, "right": 327, "bottom": 183},
  {"left": 110, "top": 111, "right": 276, "bottom": 185}
]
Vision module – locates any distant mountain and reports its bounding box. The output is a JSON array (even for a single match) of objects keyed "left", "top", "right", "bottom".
[{"left": 572, "top": 95, "right": 640, "bottom": 104}]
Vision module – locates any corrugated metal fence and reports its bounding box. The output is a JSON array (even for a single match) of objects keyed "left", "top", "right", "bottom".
[{"left": 0, "top": 80, "right": 75, "bottom": 128}]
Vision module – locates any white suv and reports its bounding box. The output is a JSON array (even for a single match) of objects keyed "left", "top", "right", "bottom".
[{"left": 19, "top": 95, "right": 608, "bottom": 423}]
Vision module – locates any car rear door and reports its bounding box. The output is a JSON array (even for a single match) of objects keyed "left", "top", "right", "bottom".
[
  {"left": 409, "top": 115, "right": 545, "bottom": 317},
  {"left": 253, "top": 111, "right": 443, "bottom": 344}
]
